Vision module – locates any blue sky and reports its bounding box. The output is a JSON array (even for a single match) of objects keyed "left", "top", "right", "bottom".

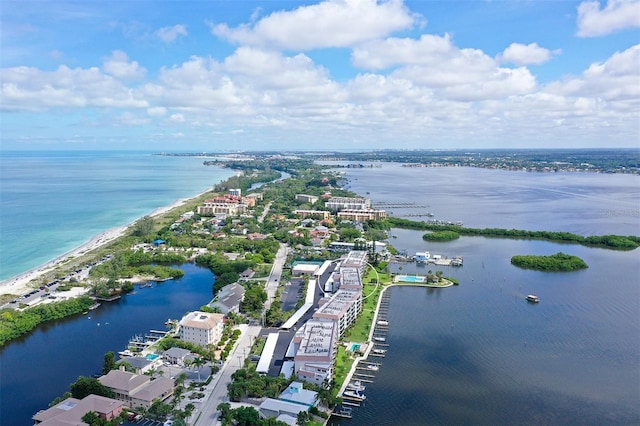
[{"left": 1, "top": 0, "right": 639, "bottom": 151}]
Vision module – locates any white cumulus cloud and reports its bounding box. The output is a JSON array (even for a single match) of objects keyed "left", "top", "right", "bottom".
[
  {"left": 577, "top": 0, "right": 640, "bottom": 37},
  {"left": 103, "top": 50, "right": 146, "bottom": 80},
  {"left": 156, "top": 24, "right": 188, "bottom": 42},
  {"left": 498, "top": 43, "right": 558, "bottom": 66},
  {"left": 210, "top": 0, "right": 418, "bottom": 50}
]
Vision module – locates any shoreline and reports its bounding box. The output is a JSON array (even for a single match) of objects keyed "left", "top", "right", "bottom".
[{"left": 0, "top": 186, "right": 215, "bottom": 297}]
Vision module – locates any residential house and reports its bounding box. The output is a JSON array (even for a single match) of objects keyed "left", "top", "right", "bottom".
[{"left": 33, "top": 395, "right": 124, "bottom": 426}]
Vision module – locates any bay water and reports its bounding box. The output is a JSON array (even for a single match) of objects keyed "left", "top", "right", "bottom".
[{"left": 329, "top": 163, "right": 639, "bottom": 424}]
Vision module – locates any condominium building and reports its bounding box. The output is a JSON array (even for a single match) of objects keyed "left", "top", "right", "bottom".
[
  {"left": 296, "top": 194, "right": 319, "bottom": 204},
  {"left": 313, "top": 289, "right": 362, "bottom": 338},
  {"left": 178, "top": 311, "right": 225, "bottom": 347},
  {"left": 292, "top": 320, "right": 337, "bottom": 386},
  {"left": 334, "top": 267, "right": 363, "bottom": 291},
  {"left": 337, "top": 209, "right": 388, "bottom": 222},
  {"left": 294, "top": 209, "right": 331, "bottom": 220},
  {"left": 325, "top": 197, "right": 371, "bottom": 212},
  {"left": 340, "top": 250, "right": 369, "bottom": 274},
  {"left": 197, "top": 201, "right": 247, "bottom": 216}
]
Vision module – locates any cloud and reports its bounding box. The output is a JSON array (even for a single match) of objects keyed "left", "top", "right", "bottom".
[
  {"left": 498, "top": 43, "right": 559, "bottom": 66},
  {"left": 210, "top": 0, "right": 418, "bottom": 50},
  {"left": 352, "top": 35, "right": 538, "bottom": 101},
  {"left": 147, "top": 107, "right": 167, "bottom": 116},
  {"left": 576, "top": 0, "right": 640, "bottom": 37},
  {"left": 546, "top": 44, "right": 640, "bottom": 102},
  {"left": 103, "top": 50, "right": 146, "bottom": 80},
  {"left": 1, "top": 64, "right": 148, "bottom": 111},
  {"left": 156, "top": 24, "right": 188, "bottom": 42}
]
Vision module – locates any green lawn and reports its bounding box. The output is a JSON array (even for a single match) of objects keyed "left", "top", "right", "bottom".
[{"left": 333, "top": 346, "right": 355, "bottom": 390}]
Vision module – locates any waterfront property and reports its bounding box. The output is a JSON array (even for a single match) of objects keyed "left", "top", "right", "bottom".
[
  {"left": 325, "top": 197, "right": 372, "bottom": 211},
  {"left": 210, "top": 282, "right": 245, "bottom": 314},
  {"left": 33, "top": 395, "right": 124, "bottom": 425},
  {"left": 278, "top": 381, "right": 318, "bottom": 407},
  {"left": 292, "top": 320, "right": 337, "bottom": 386},
  {"left": 163, "top": 347, "right": 192, "bottom": 366},
  {"left": 258, "top": 398, "right": 309, "bottom": 422},
  {"left": 337, "top": 209, "right": 388, "bottom": 222},
  {"left": 178, "top": 311, "right": 224, "bottom": 347},
  {"left": 313, "top": 289, "right": 362, "bottom": 338}
]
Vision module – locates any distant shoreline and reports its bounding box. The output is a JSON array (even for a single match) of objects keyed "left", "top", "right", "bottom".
[{"left": 0, "top": 186, "right": 215, "bottom": 296}]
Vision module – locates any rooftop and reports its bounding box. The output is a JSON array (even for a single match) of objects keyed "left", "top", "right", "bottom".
[
  {"left": 179, "top": 311, "right": 224, "bottom": 330},
  {"left": 313, "top": 290, "right": 360, "bottom": 319},
  {"left": 295, "top": 320, "right": 336, "bottom": 359}
]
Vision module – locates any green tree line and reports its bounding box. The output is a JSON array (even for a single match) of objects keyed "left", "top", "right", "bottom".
[
  {"left": 0, "top": 296, "right": 95, "bottom": 346},
  {"left": 388, "top": 217, "right": 639, "bottom": 250}
]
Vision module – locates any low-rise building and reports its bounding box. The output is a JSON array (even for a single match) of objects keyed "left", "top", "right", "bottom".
[
  {"left": 279, "top": 381, "right": 318, "bottom": 407},
  {"left": 294, "top": 209, "right": 331, "bottom": 220},
  {"left": 33, "top": 395, "right": 124, "bottom": 426},
  {"left": 295, "top": 194, "right": 319, "bottom": 204},
  {"left": 325, "top": 197, "right": 371, "bottom": 212},
  {"left": 163, "top": 347, "right": 192, "bottom": 366},
  {"left": 337, "top": 209, "right": 388, "bottom": 222},
  {"left": 258, "top": 398, "right": 308, "bottom": 421},
  {"left": 210, "top": 283, "right": 245, "bottom": 314},
  {"left": 178, "top": 311, "right": 225, "bottom": 347},
  {"left": 98, "top": 370, "right": 174, "bottom": 409}
]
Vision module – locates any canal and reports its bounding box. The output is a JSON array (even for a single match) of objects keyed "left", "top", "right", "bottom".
[{"left": 0, "top": 263, "right": 214, "bottom": 425}]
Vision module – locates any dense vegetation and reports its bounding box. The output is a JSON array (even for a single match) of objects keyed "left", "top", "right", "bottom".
[
  {"left": 388, "top": 217, "right": 640, "bottom": 250},
  {"left": 0, "top": 296, "right": 95, "bottom": 346},
  {"left": 511, "top": 252, "right": 589, "bottom": 271},
  {"left": 422, "top": 230, "right": 460, "bottom": 242},
  {"left": 227, "top": 367, "right": 290, "bottom": 401}
]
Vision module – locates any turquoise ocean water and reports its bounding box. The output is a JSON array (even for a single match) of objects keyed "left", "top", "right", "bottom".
[{"left": 0, "top": 151, "right": 234, "bottom": 282}]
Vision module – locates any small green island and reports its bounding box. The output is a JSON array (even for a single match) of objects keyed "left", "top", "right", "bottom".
[
  {"left": 422, "top": 230, "right": 460, "bottom": 242},
  {"left": 511, "top": 252, "right": 588, "bottom": 272}
]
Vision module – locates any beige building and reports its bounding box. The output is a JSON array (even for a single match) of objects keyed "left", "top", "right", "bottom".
[
  {"left": 294, "top": 209, "right": 331, "bottom": 220},
  {"left": 197, "top": 202, "right": 246, "bottom": 216},
  {"left": 313, "top": 289, "right": 362, "bottom": 338},
  {"left": 33, "top": 395, "right": 124, "bottom": 425},
  {"left": 334, "top": 267, "right": 363, "bottom": 291},
  {"left": 292, "top": 320, "right": 337, "bottom": 386},
  {"left": 340, "top": 250, "right": 369, "bottom": 274},
  {"left": 296, "top": 194, "right": 319, "bottom": 204},
  {"left": 178, "top": 311, "right": 225, "bottom": 347},
  {"left": 337, "top": 209, "right": 388, "bottom": 222},
  {"left": 98, "top": 370, "right": 174, "bottom": 409}
]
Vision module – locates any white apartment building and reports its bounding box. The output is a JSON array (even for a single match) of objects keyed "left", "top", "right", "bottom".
[
  {"left": 292, "top": 320, "right": 337, "bottom": 386},
  {"left": 178, "top": 311, "right": 224, "bottom": 347},
  {"left": 325, "top": 197, "right": 371, "bottom": 212},
  {"left": 312, "top": 289, "right": 362, "bottom": 338},
  {"left": 337, "top": 209, "right": 388, "bottom": 222}
]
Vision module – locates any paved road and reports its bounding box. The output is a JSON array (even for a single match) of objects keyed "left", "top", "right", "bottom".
[{"left": 193, "top": 325, "right": 262, "bottom": 425}]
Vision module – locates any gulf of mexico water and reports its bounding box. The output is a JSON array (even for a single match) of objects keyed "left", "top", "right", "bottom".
[
  {"left": 0, "top": 151, "right": 235, "bottom": 282},
  {"left": 328, "top": 163, "right": 639, "bottom": 425}
]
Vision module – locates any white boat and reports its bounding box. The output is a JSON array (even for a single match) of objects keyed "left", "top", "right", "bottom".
[
  {"left": 373, "top": 336, "right": 386, "bottom": 342},
  {"left": 373, "top": 348, "right": 386, "bottom": 355},
  {"left": 377, "top": 320, "right": 389, "bottom": 326},
  {"left": 343, "top": 389, "right": 366, "bottom": 400},
  {"left": 526, "top": 295, "right": 540, "bottom": 303},
  {"left": 346, "top": 381, "right": 366, "bottom": 392},
  {"left": 366, "top": 364, "right": 379, "bottom": 371}
]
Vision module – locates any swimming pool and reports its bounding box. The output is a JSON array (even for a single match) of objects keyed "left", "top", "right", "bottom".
[
  {"left": 348, "top": 343, "right": 361, "bottom": 352},
  {"left": 145, "top": 354, "right": 160, "bottom": 360},
  {"left": 396, "top": 275, "right": 427, "bottom": 283}
]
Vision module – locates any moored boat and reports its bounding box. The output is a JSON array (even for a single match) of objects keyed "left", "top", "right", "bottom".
[{"left": 343, "top": 389, "right": 366, "bottom": 400}]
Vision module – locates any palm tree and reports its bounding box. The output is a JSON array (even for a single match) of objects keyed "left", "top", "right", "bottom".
[{"left": 192, "top": 356, "right": 205, "bottom": 382}]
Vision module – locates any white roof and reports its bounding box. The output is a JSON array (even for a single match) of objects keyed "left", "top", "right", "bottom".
[{"left": 256, "top": 333, "right": 279, "bottom": 373}]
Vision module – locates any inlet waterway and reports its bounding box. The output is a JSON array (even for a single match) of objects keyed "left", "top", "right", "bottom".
[{"left": 0, "top": 263, "right": 214, "bottom": 425}]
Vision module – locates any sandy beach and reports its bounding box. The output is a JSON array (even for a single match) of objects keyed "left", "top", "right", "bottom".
[{"left": 0, "top": 188, "right": 213, "bottom": 297}]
